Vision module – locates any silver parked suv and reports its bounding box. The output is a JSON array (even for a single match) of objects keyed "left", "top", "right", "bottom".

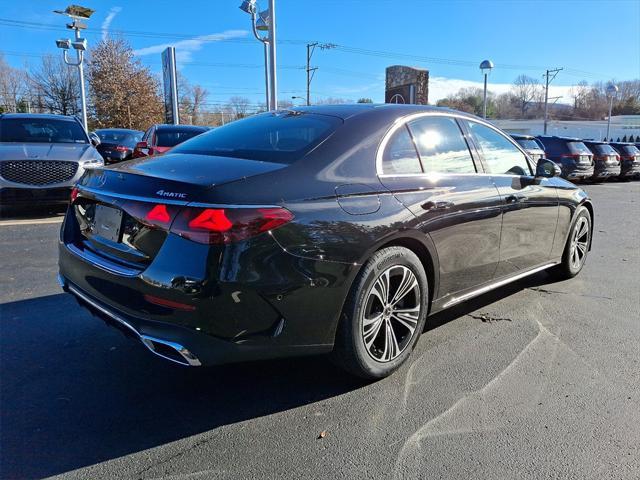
[{"left": 0, "top": 113, "right": 103, "bottom": 207}]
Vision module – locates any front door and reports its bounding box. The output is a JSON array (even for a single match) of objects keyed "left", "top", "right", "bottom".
[
  {"left": 377, "top": 114, "right": 503, "bottom": 298},
  {"left": 464, "top": 120, "right": 559, "bottom": 277}
]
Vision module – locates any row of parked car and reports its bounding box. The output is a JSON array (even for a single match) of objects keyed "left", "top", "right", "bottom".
[
  {"left": 0, "top": 113, "right": 210, "bottom": 207},
  {"left": 93, "top": 124, "right": 209, "bottom": 164},
  {"left": 510, "top": 134, "right": 640, "bottom": 181}
]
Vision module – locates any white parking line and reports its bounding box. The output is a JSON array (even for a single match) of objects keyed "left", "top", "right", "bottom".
[{"left": 0, "top": 217, "right": 64, "bottom": 227}]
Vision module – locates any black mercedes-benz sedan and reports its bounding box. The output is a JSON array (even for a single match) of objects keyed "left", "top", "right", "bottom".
[{"left": 58, "top": 105, "right": 594, "bottom": 379}]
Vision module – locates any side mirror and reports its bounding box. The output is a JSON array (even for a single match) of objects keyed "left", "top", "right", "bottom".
[
  {"left": 89, "top": 132, "right": 101, "bottom": 147},
  {"left": 135, "top": 141, "right": 148, "bottom": 150},
  {"left": 536, "top": 158, "right": 561, "bottom": 178}
]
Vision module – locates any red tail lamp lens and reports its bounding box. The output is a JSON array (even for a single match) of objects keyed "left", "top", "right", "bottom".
[
  {"left": 115, "top": 145, "right": 129, "bottom": 152},
  {"left": 146, "top": 204, "right": 171, "bottom": 224},
  {"left": 70, "top": 187, "right": 79, "bottom": 203},
  {"left": 188, "top": 209, "right": 233, "bottom": 231},
  {"left": 172, "top": 207, "right": 293, "bottom": 244}
]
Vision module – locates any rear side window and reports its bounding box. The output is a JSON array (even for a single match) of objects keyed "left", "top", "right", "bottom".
[
  {"left": 408, "top": 116, "right": 475, "bottom": 174},
  {"left": 172, "top": 111, "right": 341, "bottom": 164},
  {"left": 382, "top": 126, "right": 422, "bottom": 174},
  {"left": 468, "top": 121, "right": 532, "bottom": 176}
]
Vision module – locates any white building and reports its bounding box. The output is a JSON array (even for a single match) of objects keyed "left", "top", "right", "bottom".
[{"left": 492, "top": 115, "right": 640, "bottom": 141}]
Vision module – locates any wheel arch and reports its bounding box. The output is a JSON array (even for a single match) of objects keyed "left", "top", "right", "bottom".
[{"left": 580, "top": 199, "right": 594, "bottom": 250}]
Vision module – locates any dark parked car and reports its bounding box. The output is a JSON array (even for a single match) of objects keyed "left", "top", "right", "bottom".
[
  {"left": 0, "top": 113, "right": 103, "bottom": 206},
  {"left": 510, "top": 134, "right": 546, "bottom": 163},
  {"left": 94, "top": 128, "right": 143, "bottom": 164},
  {"left": 536, "top": 136, "right": 595, "bottom": 181},
  {"left": 609, "top": 142, "right": 640, "bottom": 179},
  {"left": 132, "top": 124, "right": 208, "bottom": 158},
  {"left": 582, "top": 140, "right": 621, "bottom": 180},
  {"left": 58, "top": 105, "right": 594, "bottom": 379}
]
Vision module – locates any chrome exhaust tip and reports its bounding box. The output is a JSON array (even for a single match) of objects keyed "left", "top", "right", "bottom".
[{"left": 140, "top": 335, "right": 202, "bottom": 367}]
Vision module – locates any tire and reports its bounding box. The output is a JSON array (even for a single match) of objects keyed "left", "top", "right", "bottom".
[
  {"left": 331, "top": 246, "right": 429, "bottom": 380},
  {"left": 549, "top": 206, "right": 591, "bottom": 280}
]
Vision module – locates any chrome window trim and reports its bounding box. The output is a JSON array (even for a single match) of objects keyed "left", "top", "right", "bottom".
[{"left": 376, "top": 111, "right": 535, "bottom": 177}]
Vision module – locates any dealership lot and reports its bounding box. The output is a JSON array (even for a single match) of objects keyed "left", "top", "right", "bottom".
[{"left": 1, "top": 182, "right": 639, "bottom": 479}]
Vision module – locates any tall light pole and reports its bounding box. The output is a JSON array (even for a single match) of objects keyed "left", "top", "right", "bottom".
[
  {"left": 239, "top": 0, "right": 271, "bottom": 110},
  {"left": 267, "top": 0, "right": 278, "bottom": 110},
  {"left": 54, "top": 5, "right": 93, "bottom": 131},
  {"left": 306, "top": 42, "right": 336, "bottom": 106},
  {"left": 606, "top": 83, "right": 618, "bottom": 141},
  {"left": 479, "top": 60, "right": 493, "bottom": 119}
]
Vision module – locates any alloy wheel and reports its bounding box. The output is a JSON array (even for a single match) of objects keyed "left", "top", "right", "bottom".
[
  {"left": 361, "top": 265, "right": 421, "bottom": 362},
  {"left": 570, "top": 216, "right": 589, "bottom": 270}
]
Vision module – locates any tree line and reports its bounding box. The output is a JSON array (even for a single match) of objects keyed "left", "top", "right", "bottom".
[
  {"left": 436, "top": 74, "right": 640, "bottom": 121},
  {"left": 2, "top": 38, "right": 638, "bottom": 130}
]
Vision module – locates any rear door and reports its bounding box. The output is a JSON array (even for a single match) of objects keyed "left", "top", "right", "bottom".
[
  {"left": 377, "top": 114, "right": 503, "bottom": 297},
  {"left": 465, "top": 120, "right": 559, "bottom": 276}
]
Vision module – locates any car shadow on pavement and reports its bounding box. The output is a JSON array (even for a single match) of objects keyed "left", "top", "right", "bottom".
[
  {"left": 0, "top": 270, "right": 555, "bottom": 479},
  {"left": 0, "top": 204, "right": 67, "bottom": 221}
]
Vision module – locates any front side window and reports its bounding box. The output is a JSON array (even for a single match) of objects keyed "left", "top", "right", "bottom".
[
  {"left": 408, "top": 116, "right": 476, "bottom": 174},
  {"left": 0, "top": 118, "right": 87, "bottom": 144},
  {"left": 468, "top": 121, "right": 531, "bottom": 175},
  {"left": 381, "top": 125, "right": 422, "bottom": 174},
  {"left": 172, "top": 111, "right": 341, "bottom": 164}
]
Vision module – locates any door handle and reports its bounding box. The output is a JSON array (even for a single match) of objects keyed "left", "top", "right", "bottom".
[
  {"left": 505, "top": 194, "right": 526, "bottom": 204},
  {"left": 421, "top": 200, "right": 454, "bottom": 211}
]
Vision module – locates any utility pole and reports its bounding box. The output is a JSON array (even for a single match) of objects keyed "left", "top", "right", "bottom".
[
  {"left": 305, "top": 42, "right": 335, "bottom": 106},
  {"left": 543, "top": 67, "right": 563, "bottom": 135}
]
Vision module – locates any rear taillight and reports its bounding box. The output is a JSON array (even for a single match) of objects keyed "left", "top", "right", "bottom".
[
  {"left": 171, "top": 207, "right": 294, "bottom": 244},
  {"left": 115, "top": 145, "right": 129, "bottom": 152},
  {"left": 70, "top": 187, "right": 79, "bottom": 203}
]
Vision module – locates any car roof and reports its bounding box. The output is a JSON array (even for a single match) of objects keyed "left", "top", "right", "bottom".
[
  {"left": 286, "top": 103, "right": 480, "bottom": 121},
  {"left": 0, "top": 113, "right": 79, "bottom": 122},
  {"left": 510, "top": 134, "right": 537, "bottom": 140},
  {"left": 537, "top": 135, "right": 585, "bottom": 142},
  {"left": 155, "top": 124, "right": 208, "bottom": 131},
  {"left": 95, "top": 128, "right": 143, "bottom": 133}
]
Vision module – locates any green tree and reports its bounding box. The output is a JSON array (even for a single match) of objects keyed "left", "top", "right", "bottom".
[{"left": 357, "top": 97, "right": 373, "bottom": 103}]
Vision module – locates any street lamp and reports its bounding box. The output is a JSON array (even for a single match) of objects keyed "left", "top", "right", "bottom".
[
  {"left": 54, "top": 5, "right": 94, "bottom": 131},
  {"left": 239, "top": 0, "right": 278, "bottom": 111},
  {"left": 605, "top": 83, "right": 618, "bottom": 141},
  {"left": 479, "top": 59, "right": 493, "bottom": 119}
]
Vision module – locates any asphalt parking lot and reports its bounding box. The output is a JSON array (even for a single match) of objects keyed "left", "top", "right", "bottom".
[{"left": 1, "top": 182, "right": 639, "bottom": 480}]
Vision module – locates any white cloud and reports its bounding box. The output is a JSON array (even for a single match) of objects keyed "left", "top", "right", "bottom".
[
  {"left": 132, "top": 30, "right": 248, "bottom": 64},
  {"left": 101, "top": 7, "right": 122, "bottom": 41},
  {"left": 428, "top": 76, "right": 575, "bottom": 105}
]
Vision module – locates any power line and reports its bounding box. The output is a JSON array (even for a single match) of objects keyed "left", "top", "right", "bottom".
[{"left": 543, "top": 67, "right": 563, "bottom": 134}]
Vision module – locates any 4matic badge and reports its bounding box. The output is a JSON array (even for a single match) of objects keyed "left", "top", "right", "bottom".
[{"left": 156, "top": 189, "right": 187, "bottom": 199}]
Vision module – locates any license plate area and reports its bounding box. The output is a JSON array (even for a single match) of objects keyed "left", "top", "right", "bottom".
[{"left": 94, "top": 204, "right": 123, "bottom": 242}]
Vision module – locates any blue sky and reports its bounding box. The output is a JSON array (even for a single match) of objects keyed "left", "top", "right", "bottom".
[{"left": 1, "top": 0, "right": 639, "bottom": 108}]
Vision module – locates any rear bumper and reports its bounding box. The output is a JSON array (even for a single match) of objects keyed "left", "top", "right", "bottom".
[
  {"left": 620, "top": 163, "right": 640, "bottom": 177},
  {"left": 1, "top": 186, "right": 71, "bottom": 205},
  {"left": 57, "top": 208, "right": 348, "bottom": 366},
  {"left": 592, "top": 165, "right": 621, "bottom": 179},
  {"left": 563, "top": 165, "right": 594, "bottom": 180}
]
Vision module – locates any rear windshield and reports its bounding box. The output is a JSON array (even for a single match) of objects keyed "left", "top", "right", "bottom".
[
  {"left": 567, "top": 142, "right": 592, "bottom": 155},
  {"left": 0, "top": 117, "right": 87, "bottom": 143},
  {"left": 590, "top": 144, "right": 617, "bottom": 155},
  {"left": 156, "top": 128, "right": 207, "bottom": 147},
  {"left": 96, "top": 130, "right": 141, "bottom": 147},
  {"left": 171, "top": 111, "right": 342, "bottom": 164},
  {"left": 621, "top": 145, "right": 640, "bottom": 156},
  {"left": 516, "top": 139, "right": 543, "bottom": 151}
]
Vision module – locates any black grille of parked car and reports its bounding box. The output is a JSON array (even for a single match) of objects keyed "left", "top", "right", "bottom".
[{"left": 0, "top": 161, "right": 78, "bottom": 186}]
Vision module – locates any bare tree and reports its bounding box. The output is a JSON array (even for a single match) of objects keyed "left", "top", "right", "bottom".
[
  {"left": 88, "top": 38, "right": 164, "bottom": 130},
  {"left": 0, "top": 54, "right": 28, "bottom": 112},
  {"left": 511, "top": 75, "right": 540, "bottom": 118},
  {"left": 226, "top": 96, "right": 251, "bottom": 120},
  {"left": 28, "top": 55, "right": 79, "bottom": 115}
]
